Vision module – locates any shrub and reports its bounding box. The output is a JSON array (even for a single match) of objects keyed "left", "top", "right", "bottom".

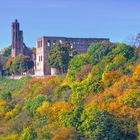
[
  {"left": 20, "top": 127, "right": 36, "bottom": 140},
  {"left": 79, "top": 109, "right": 123, "bottom": 140},
  {"left": 75, "top": 64, "right": 93, "bottom": 82},
  {"left": 121, "top": 89, "right": 140, "bottom": 108},
  {"left": 0, "top": 91, "right": 12, "bottom": 101},
  {"left": 24, "top": 95, "right": 46, "bottom": 117},
  {"left": 52, "top": 128, "right": 79, "bottom": 140}
]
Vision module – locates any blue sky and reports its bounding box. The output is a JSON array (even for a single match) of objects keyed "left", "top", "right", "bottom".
[{"left": 0, "top": 0, "right": 140, "bottom": 49}]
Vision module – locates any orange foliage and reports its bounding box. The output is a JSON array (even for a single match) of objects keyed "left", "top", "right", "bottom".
[
  {"left": 102, "top": 71, "right": 122, "bottom": 87},
  {"left": 5, "top": 56, "right": 12, "bottom": 69},
  {"left": 37, "top": 101, "right": 50, "bottom": 116},
  {"left": 0, "top": 100, "right": 7, "bottom": 106},
  {"left": 0, "top": 111, "right": 4, "bottom": 118},
  {"left": 52, "top": 128, "right": 76, "bottom": 140},
  {"left": 51, "top": 102, "right": 74, "bottom": 115},
  {"left": 26, "top": 76, "right": 65, "bottom": 95},
  {"left": 5, "top": 111, "right": 13, "bottom": 120},
  {"left": 50, "top": 102, "right": 74, "bottom": 122},
  {"left": 28, "top": 76, "right": 57, "bottom": 86},
  {"left": 132, "top": 64, "right": 140, "bottom": 81},
  {"left": 37, "top": 101, "right": 75, "bottom": 123},
  {"left": 84, "top": 74, "right": 140, "bottom": 122},
  {"left": 39, "top": 86, "right": 53, "bottom": 94}
]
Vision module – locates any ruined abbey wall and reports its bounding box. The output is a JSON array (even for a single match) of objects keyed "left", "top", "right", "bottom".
[{"left": 35, "top": 36, "right": 109, "bottom": 76}]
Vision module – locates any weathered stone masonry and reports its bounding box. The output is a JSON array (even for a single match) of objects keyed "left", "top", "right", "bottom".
[
  {"left": 11, "top": 19, "right": 24, "bottom": 57},
  {"left": 11, "top": 19, "right": 32, "bottom": 58},
  {"left": 11, "top": 19, "right": 109, "bottom": 76},
  {"left": 35, "top": 36, "right": 109, "bottom": 76}
]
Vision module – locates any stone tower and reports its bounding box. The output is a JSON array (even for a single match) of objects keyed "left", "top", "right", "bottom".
[
  {"left": 35, "top": 37, "right": 51, "bottom": 76},
  {"left": 11, "top": 19, "right": 24, "bottom": 57}
]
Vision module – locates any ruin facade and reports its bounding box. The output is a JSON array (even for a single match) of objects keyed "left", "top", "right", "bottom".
[
  {"left": 11, "top": 19, "right": 32, "bottom": 57},
  {"left": 11, "top": 19, "right": 110, "bottom": 76},
  {"left": 35, "top": 36, "right": 109, "bottom": 76}
]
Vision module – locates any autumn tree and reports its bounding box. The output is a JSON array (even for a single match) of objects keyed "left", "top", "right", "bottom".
[
  {"left": 67, "top": 54, "right": 91, "bottom": 82},
  {"left": 132, "top": 64, "right": 140, "bottom": 81},
  {"left": 20, "top": 127, "right": 37, "bottom": 140},
  {"left": 1, "top": 45, "right": 11, "bottom": 57},
  {"left": 5, "top": 54, "right": 34, "bottom": 75}
]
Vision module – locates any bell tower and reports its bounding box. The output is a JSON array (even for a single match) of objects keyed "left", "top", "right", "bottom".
[{"left": 11, "top": 19, "right": 24, "bottom": 57}]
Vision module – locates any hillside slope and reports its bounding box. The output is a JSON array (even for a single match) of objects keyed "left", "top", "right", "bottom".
[{"left": 0, "top": 42, "right": 140, "bottom": 140}]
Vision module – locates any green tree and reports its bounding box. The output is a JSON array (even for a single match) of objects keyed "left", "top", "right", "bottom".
[
  {"left": 67, "top": 54, "right": 91, "bottom": 82},
  {"left": 87, "top": 41, "right": 114, "bottom": 65},
  {"left": 79, "top": 109, "right": 123, "bottom": 140},
  {"left": 121, "top": 89, "right": 140, "bottom": 108},
  {"left": 48, "top": 43, "right": 72, "bottom": 73},
  {"left": 5, "top": 54, "right": 34, "bottom": 75},
  {"left": 1, "top": 45, "right": 12, "bottom": 57},
  {"left": 112, "top": 43, "right": 136, "bottom": 61},
  {"left": 20, "top": 127, "right": 36, "bottom": 140},
  {"left": 59, "top": 107, "right": 83, "bottom": 129},
  {"left": 24, "top": 95, "right": 46, "bottom": 117},
  {"left": 0, "top": 91, "right": 12, "bottom": 101}
]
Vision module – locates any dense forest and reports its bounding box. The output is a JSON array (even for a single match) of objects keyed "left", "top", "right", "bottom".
[{"left": 0, "top": 41, "right": 140, "bottom": 140}]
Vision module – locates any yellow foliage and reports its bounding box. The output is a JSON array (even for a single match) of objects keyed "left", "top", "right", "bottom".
[
  {"left": 132, "top": 64, "right": 140, "bottom": 81},
  {"left": 120, "top": 89, "right": 140, "bottom": 108},
  {"left": 84, "top": 74, "right": 140, "bottom": 123},
  {"left": 0, "top": 133, "right": 19, "bottom": 140},
  {"left": 4, "top": 104, "right": 20, "bottom": 120},
  {"left": 0, "top": 100, "right": 7, "bottom": 106},
  {"left": 51, "top": 102, "right": 74, "bottom": 115},
  {"left": 0, "top": 111, "right": 4, "bottom": 118},
  {"left": 138, "top": 122, "right": 140, "bottom": 140},
  {"left": 102, "top": 71, "right": 122, "bottom": 87},
  {"left": 5, "top": 111, "right": 13, "bottom": 120},
  {"left": 49, "top": 102, "right": 74, "bottom": 122},
  {"left": 37, "top": 101, "right": 50, "bottom": 116},
  {"left": 113, "top": 54, "right": 126, "bottom": 65},
  {"left": 46, "top": 122, "right": 59, "bottom": 133}
]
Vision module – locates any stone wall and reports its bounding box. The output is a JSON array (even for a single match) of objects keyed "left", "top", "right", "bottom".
[{"left": 35, "top": 36, "right": 109, "bottom": 76}]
